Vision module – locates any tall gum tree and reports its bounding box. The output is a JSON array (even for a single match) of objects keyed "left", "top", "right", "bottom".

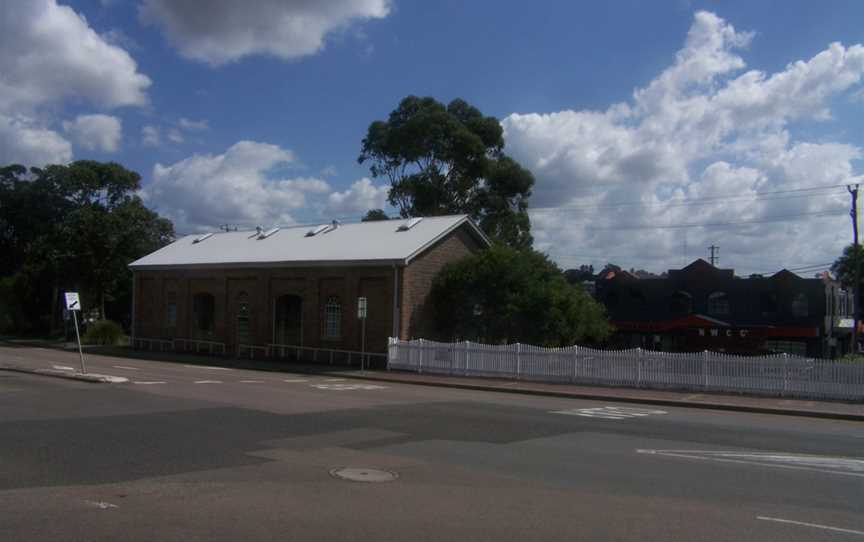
[{"left": 359, "top": 96, "right": 534, "bottom": 250}]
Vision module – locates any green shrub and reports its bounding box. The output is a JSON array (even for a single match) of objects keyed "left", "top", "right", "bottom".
[{"left": 82, "top": 320, "right": 124, "bottom": 345}]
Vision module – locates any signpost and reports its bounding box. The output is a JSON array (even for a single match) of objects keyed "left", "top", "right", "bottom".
[
  {"left": 358, "top": 297, "right": 367, "bottom": 371},
  {"left": 64, "top": 292, "right": 87, "bottom": 374}
]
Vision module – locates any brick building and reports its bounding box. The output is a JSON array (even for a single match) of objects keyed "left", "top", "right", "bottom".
[
  {"left": 129, "top": 215, "right": 489, "bottom": 359},
  {"left": 595, "top": 259, "right": 852, "bottom": 357}
]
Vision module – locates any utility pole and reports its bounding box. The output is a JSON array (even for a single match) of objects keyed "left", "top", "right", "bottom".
[
  {"left": 708, "top": 245, "right": 719, "bottom": 267},
  {"left": 848, "top": 184, "right": 860, "bottom": 352}
]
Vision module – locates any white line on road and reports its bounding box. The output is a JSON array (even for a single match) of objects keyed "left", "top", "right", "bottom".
[
  {"left": 133, "top": 381, "right": 166, "bottom": 385},
  {"left": 184, "top": 365, "right": 233, "bottom": 371},
  {"left": 283, "top": 379, "right": 308, "bottom": 383},
  {"left": 324, "top": 378, "right": 346, "bottom": 381},
  {"left": 757, "top": 516, "right": 864, "bottom": 536},
  {"left": 636, "top": 449, "right": 864, "bottom": 478},
  {"left": 52, "top": 365, "right": 75, "bottom": 371},
  {"left": 194, "top": 380, "right": 222, "bottom": 384},
  {"left": 240, "top": 380, "right": 264, "bottom": 384},
  {"left": 84, "top": 500, "right": 119, "bottom": 510},
  {"left": 112, "top": 365, "right": 140, "bottom": 371}
]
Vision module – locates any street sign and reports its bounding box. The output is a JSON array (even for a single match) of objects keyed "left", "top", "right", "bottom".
[
  {"left": 64, "top": 291, "right": 80, "bottom": 311},
  {"left": 357, "top": 297, "right": 368, "bottom": 371},
  {"left": 63, "top": 291, "right": 87, "bottom": 374},
  {"left": 357, "top": 297, "right": 367, "bottom": 319}
]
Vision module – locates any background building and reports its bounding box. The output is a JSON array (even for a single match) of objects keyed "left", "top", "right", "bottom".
[
  {"left": 129, "top": 215, "right": 489, "bottom": 361},
  {"left": 595, "top": 259, "right": 852, "bottom": 357}
]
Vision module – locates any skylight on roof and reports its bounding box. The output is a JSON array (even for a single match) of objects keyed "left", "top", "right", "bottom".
[
  {"left": 192, "top": 232, "right": 214, "bottom": 244},
  {"left": 305, "top": 223, "right": 339, "bottom": 237},
  {"left": 397, "top": 217, "right": 423, "bottom": 231},
  {"left": 258, "top": 227, "right": 280, "bottom": 240}
]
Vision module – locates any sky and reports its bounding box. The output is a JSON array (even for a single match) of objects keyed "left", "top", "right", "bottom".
[{"left": 2, "top": 0, "right": 863, "bottom": 277}]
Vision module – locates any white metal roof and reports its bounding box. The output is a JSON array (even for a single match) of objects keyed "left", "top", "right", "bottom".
[{"left": 129, "top": 215, "right": 489, "bottom": 270}]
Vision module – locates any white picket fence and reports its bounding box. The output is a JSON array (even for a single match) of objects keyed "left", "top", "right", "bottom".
[{"left": 387, "top": 338, "right": 864, "bottom": 401}]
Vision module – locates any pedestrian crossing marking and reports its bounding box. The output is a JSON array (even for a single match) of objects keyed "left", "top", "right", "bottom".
[{"left": 551, "top": 406, "right": 667, "bottom": 420}]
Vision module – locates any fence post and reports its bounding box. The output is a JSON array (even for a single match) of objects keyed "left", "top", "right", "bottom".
[
  {"left": 464, "top": 340, "right": 469, "bottom": 376},
  {"left": 783, "top": 352, "right": 789, "bottom": 395},
  {"left": 418, "top": 338, "right": 424, "bottom": 374},
  {"left": 516, "top": 343, "right": 521, "bottom": 380},
  {"left": 702, "top": 350, "right": 708, "bottom": 389},
  {"left": 637, "top": 347, "right": 643, "bottom": 388}
]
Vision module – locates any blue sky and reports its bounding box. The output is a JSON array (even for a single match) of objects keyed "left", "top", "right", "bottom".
[{"left": 2, "top": 1, "right": 863, "bottom": 275}]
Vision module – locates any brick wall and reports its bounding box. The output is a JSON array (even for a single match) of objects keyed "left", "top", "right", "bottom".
[
  {"left": 400, "top": 226, "right": 482, "bottom": 340},
  {"left": 134, "top": 265, "right": 395, "bottom": 353}
]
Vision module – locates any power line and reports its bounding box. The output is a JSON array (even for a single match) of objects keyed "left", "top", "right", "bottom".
[
  {"left": 578, "top": 209, "right": 845, "bottom": 231},
  {"left": 529, "top": 183, "right": 847, "bottom": 213}
]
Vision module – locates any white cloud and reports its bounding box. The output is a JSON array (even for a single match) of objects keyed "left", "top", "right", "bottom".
[
  {"left": 62, "top": 114, "right": 122, "bottom": 152},
  {"left": 502, "top": 11, "right": 864, "bottom": 274},
  {"left": 142, "top": 141, "right": 334, "bottom": 232},
  {"left": 0, "top": 0, "right": 150, "bottom": 111},
  {"left": 139, "top": 0, "right": 391, "bottom": 65},
  {"left": 326, "top": 177, "right": 389, "bottom": 215},
  {"left": 167, "top": 128, "right": 185, "bottom": 144},
  {"left": 141, "top": 125, "right": 160, "bottom": 146},
  {"left": 0, "top": 0, "right": 149, "bottom": 165},
  {"left": 0, "top": 113, "right": 72, "bottom": 166},
  {"left": 178, "top": 117, "right": 208, "bottom": 131}
]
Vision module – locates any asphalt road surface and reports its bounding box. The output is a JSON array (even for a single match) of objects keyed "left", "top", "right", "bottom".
[{"left": 1, "top": 345, "right": 863, "bottom": 541}]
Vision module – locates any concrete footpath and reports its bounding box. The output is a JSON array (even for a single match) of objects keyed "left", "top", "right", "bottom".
[{"left": 2, "top": 338, "right": 862, "bottom": 421}]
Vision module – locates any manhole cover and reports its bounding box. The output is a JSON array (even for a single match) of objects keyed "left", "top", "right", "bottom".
[{"left": 329, "top": 467, "right": 398, "bottom": 483}]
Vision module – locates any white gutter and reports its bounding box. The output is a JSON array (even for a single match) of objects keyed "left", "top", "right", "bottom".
[{"left": 392, "top": 264, "right": 400, "bottom": 339}]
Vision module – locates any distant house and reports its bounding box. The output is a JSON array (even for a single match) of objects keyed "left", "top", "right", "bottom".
[
  {"left": 128, "top": 215, "right": 489, "bottom": 359},
  {"left": 595, "top": 259, "right": 852, "bottom": 357}
]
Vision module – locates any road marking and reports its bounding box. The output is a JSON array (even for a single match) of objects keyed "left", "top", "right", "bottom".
[
  {"left": 757, "top": 516, "right": 864, "bottom": 536},
  {"left": 84, "top": 500, "right": 118, "bottom": 510},
  {"left": 552, "top": 406, "right": 667, "bottom": 419},
  {"left": 324, "top": 378, "right": 346, "bottom": 381},
  {"left": 311, "top": 383, "right": 386, "bottom": 391},
  {"left": 112, "top": 365, "right": 140, "bottom": 371},
  {"left": 194, "top": 380, "right": 222, "bottom": 384},
  {"left": 636, "top": 449, "right": 864, "bottom": 478},
  {"left": 240, "top": 380, "right": 264, "bottom": 384},
  {"left": 133, "top": 381, "right": 167, "bottom": 385},
  {"left": 52, "top": 365, "right": 75, "bottom": 371},
  {"left": 183, "top": 365, "right": 233, "bottom": 371},
  {"left": 283, "top": 379, "right": 308, "bottom": 383}
]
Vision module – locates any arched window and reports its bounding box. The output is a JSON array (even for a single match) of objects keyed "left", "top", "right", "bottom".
[
  {"left": 791, "top": 293, "right": 809, "bottom": 317},
  {"left": 192, "top": 293, "right": 215, "bottom": 337},
  {"left": 670, "top": 291, "right": 692, "bottom": 315},
  {"left": 236, "top": 292, "right": 250, "bottom": 344},
  {"left": 708, "top": 292, "right": 730, "bottom": 316},
  {"left": 323, "top": 296, "right": 341, "bottom": 339},
  {"left": 164, "top": 291, "right": 177, "bottom": 329}
]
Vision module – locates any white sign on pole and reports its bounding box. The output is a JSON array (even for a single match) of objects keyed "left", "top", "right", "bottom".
[
  {"left": 357, "top": 297, "right": 368, "bottom": 319},
  {"left": 64, "top": 291, "right": 81, "bottom": 311},
  {"left": 64, "top": 291, "right": 87, "bottom": 374}
]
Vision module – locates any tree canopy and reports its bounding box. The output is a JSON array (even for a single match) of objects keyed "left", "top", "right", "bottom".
[
  {"left": 361, "top": 209, "right": 389, "bottom": 221},
  {"left": 430, "top": 246, "right": 611, "bottom": 346},
  {"left": 359, "top": 96, "right": 534, "bottom": 249},
  {"left": 0, "top": 161, "right": 174, "bottom": 334}
]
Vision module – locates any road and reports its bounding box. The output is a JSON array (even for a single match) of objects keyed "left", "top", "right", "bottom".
[{"left": 1, "top": 344, "right": 863, "bottom": 541}]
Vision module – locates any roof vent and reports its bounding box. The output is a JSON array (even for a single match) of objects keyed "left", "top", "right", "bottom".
[
  {"left": 248, "top": 226, "right": 263, "bottom": 239},
  {"left": 192, "top": 232, "right": 214, "bottom": 244},
  {"left": 397, "top": 217, "right": 423, "bottom": 231},
  {"left": 306, "top": 224, "right": 332, "bottom": 237},
  {"left": 258, "top": 227, "right": 280, "bottom": 240}
]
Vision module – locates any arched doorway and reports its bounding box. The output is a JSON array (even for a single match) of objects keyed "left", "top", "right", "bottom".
[{"left": 273, "top": 294, "right": 303, "bottom": 346}]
